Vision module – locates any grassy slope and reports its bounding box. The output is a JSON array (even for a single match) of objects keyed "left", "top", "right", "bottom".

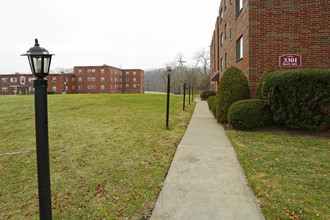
[
  {"left": 226, "top": 130, "right": 329, "bottom": 219},
  {"left": 0, "top": 94, "right": 195, "bottom": 219}
]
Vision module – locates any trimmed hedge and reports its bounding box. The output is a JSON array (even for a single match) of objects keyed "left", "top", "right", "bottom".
[
  {"left": 200, "top": 90, "right": 216, "bottom": 100},
  {"left": 228, "top": 99, "right": 272, "bottom": 129},
  {"left": 207, "top": 96, "right": 217, "bottom": 117},
  {"left": 47, "top": 91, "right": 55, "bottom": 94},
  {"left": 216, "top": 66, "right": 251, "bottom": 123},
  {"left": 255, "top": 67, "right": 276, "bottom": 99},
  {"left": 262, "top": 69, "right": 330, "bottom": 130}
]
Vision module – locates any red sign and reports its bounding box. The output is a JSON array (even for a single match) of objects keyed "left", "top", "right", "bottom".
[{"left": 279, "top": 54, "right": 302, "bottom": 67}]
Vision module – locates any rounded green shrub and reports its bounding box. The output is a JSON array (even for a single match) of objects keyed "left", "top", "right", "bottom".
[
  {"left": 255, "top": 67, "right": 276, "bottom": 99},
  {"left": 262, "top": 69, "right": 330, "bottom": 130},
  {"left": 228, "top": 99, "right": 273, "bottom": 129},
  {"left": 216, "top": 66, "right": 251, "bottom": 123},
  {"left": 200, "top": 90, "right": 216, "bottom": 100},
  {"left": 207, "top": 96, "right": 217, "bottom": 117}
]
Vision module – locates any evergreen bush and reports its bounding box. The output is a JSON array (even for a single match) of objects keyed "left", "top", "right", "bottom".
[
  {"left": 228, "top": 99, "right": 273, "bottom": 129},
  {"left": 255, "top": 67, "right": 276, "bottom": 99},
  {"left": 207, "top": 96, "right": 217, "bottom": 117},
  {"left": 216, "top": 66, "right": 251, "bottom": 123},
  {"left": 262, "top": 69, "right": 330, "bottom": 130},
  {"left": 200, "top": 90, "right": 216, "bottom": 100}
]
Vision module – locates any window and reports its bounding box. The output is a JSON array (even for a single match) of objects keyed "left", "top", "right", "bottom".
[
  {"left": 224, "top": 0, "right": 227, "bottom": 9},
  {"left": 88, "top": 69, "right": 91, "bottom": 73},
  {"left": 29, "top": 87, "right": 34, "bottom": 92},
  {"left": 221, "top": 58, "right": 223, "bottom": 71},
  {"left": 72, "top": 86, "right": 75, "bottom": 90},
  {"left": 101, "top": 77, "right": 105, "bottom": 82},
  {"left": 78, "top": 85, "right": 82, "bottom": 90},
  {"left": 92, "top": 69, "right": 95, "bottom": 73},
  {"left": 78, "top": 77, "right": 82, "bottom": 82},
  {"left": 126, "top": 72, "right": 129, "bottom": 76},
  {"left": 236, "top": 35, "right": 243, "bottom": 61},
  {"left": 120, "top": 72, "right": 122, "bottom": 76},
  {"left": 72, "top": 78, "right": 75, "bottom": 82},
  {"left": 29, "top": 78, "right": 34, "bottom": 82},
  {"left": 101, "top": 85, "right": 105, "bottom": 90},
  {"left": 133, "top": 78, "right": 136, "bottom": 82},
  {"left": 52, "top": 77, "right": 56, "bottom": 82},
  {"left": 92, "top": 85, "right": 95, "bottom": 89},
  {"left": 236, "top": 0, "right": 243, "bottom": 16},
  {"left": 114, "top": 85, "right": 117, "bottom": 89},
  {"left": 133, "top": 84, "right": 136, "bottom": 88},
  {"left": 220, "top": 33, "right": 223, "bottom": 46},
  {"left": 120, "top": 78, "right": 122, "bottom": 82},
  {"left": 2, "top": 87, "right": 8, "bottom": 92},
  {"left": 115, "top": 78, "right": 117, "bottom": 82},
  {"left": 133, "top": 72, "right": 136, "bottom": 75},
  {"left": 224, "top": 23, "right": 227, "bottom": 39},
  {"left": 101, "top": 69, "right": 105, "bottom": 74},
  {"left": 65, "top": 86, "right": 68, "bottom": 91},
  {"left": 11, "top": 78, "right": 17, "bottom": 83},
  {"left": 92, "top": 77, "right": 95, "bottom": 81},
  {"left": 2, "top": 78, "right": 8, "bottom": 83},
  {"left": 88, "top": 85, "right": 91, "bottom": 89},
  {"left": 131, "top": 91, "right": 135, "bottom": 94},
  {"left": 53, "top": 86, "right": 56, "bottom": 91},
  {"left": 220, "top": 9, "right": 223, "bottom": 22},
  {"left": 88, "top": 77, "right": 91, "bottom": 81},
  {"left": 230, "top": 24, "right": 232, "bottom": 40},
  {"left": 126, "top": 84, "right": 129, "bottom": 88},
  {"left": 126, "top": 78, "right": 129, "bottom": 82},
  {"left": 78, "top": 69, "right": 82, "bottom": 74},
  {"left": 225, "top": 53, "right": 227, "bottom": 69}
]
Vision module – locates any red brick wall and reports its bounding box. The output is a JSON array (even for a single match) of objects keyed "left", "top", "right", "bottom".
[{"left": 248, "top": 0, "right": 330, "bottom": 95}]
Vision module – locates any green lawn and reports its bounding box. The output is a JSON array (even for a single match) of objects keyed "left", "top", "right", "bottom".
[
  {"left": 0, "top": 94, "right": 195, "bottom": 219},
  {"left": 226, "top": 130, "right": 330, "bottom": 219}
]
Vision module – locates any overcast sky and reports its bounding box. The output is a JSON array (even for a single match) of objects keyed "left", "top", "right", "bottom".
[{"left": 0, "top": 0, "right": 220, "bottom": 74}]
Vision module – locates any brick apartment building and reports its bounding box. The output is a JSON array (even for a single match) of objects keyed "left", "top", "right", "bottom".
[
  {"left": 210, "top": 0, "right": 330, "bottom": 95},
  {"left": 0, "top": 65, "right": 144, "bottom": 95}
]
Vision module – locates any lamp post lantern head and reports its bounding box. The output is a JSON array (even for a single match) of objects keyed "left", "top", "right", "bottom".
[
  {"left": 21, "top": 39, "right": 54, "bottom": 78},
  {"left": 167, "top": 67, "right": 172, "bottom": 75}
]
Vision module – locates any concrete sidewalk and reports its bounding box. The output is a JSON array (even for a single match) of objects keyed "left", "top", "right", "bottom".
[{"left": 151, "top": 100, "right": 264, "bottom": 220}]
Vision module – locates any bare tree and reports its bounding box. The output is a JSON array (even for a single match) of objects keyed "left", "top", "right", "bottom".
[{"left": 193, "top": 48, "right": 210, "bottom": 75}]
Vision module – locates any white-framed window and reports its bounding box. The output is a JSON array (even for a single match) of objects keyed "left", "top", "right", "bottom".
[
  {"left": 78, "top": 85, "right": 82, "bottom": 90},
  {"left": 224, "top": 0, "right": 227, "bottom": 9},
  {"left": 131, "top": 91, "right": 135, "bottom": 94},
  {"left": 230, "top": 24, "right": 232, "bottom": 40},
  {"left": 65, "top": 86, "right": 68, "bottom": 91},
  {"left": 52, "top": 77, "right": 56, "bottom": 82},
  {"left": 126, "top": 72, "right": 129, "bottom": 76},
  {"left": 101, "top": 69, "right": 105, "bottom": 74},
  {"left": 224, "top": 23, "right": 227, "bottom": 39},
  {"left": 114, "top": 85, "right": 117, "bottom": 89},
  {"left": 133, "top": 78, "right": 136, "bottom": 82},
  {"left": 11, "top": 78, "right": 17, "bottom": 83},
  {"left": 2, "top": 87, "right": 8, "bottom": 92},
  {"left": 120, "top": 85, "right": 122, "bottom": 88},
  {"left": 236, "top": 35, "right": 243, "bottom": 61},
  {"left": 53, "top": 86, "right": 56, "bottom": 91},
  {"left": 2, "top": 78, "right": 8, "bottom": 83},
  {"left": 78, "top": 77, "right": 82, "bottom": 82},
  {"left": 101, "top": 85, "right": 105, "bottom": 90},
  {"left": 88, "top": 77, "right": 91, "bottom": 81},
  {"left": 78, "top": 69, "right": 82, "bottom": 74},
  {"left": 220, "top": 33, "right": 223, "bottom": 46},
  {"left": 221, "top": 58, "right": 223, "bottom": 71},
  {"left": 115, "top": 78, "right": 117, "bottom": 82},
  {"left": 92, "top": 85, "right": 95, "bottom": 89},
  {"left": 65, "top": 77, "right": 68, "bottom": 82},
  {"left": 88, "top": 85, "right": 91, "bottom": 89},
  {"left": 133, "top": 71, "right": 136, "bottom": 75},
  {"left": 220, "top": 9, "right": 223, "bottom": 21},
  {"left": 92, "top": 69, "right": 95, "bottom": 73},
  {"left": 114, "top": 70, "right": 117, "bottom": 75},
  {"left": 126, "top": 78, "right": 129, "bottom": 82},
  {"left": 72, "top": 86, "right": 75, "bottom": 90},
  {"left": 120, "top": 72, "right": 122, "bottom": 76},
  {"left": 72, "top": 78, "right": 75, "bottom": 82},
  {"left": 120, "top": 78, "right": 122, "bottom": 82},
  {"left": 29, "top": 87, "right": 34, "bottom": 92},
  {"left": 225, "top": 53, "right": 228, "bottom": 69},
  {"left": 111, "top": 85, "right": 113, "bottom": 89},
  {"left": 92, "top": 77, "right": 95, "bottom": 81},
  {"left": 236, "top": 0, "right": 243, "bottom": 16},
  {"left": 133, "top": 84, "right": 136, "bottom": 88},
  {"left": 88, "top": 69, "right": 91, "bottom": 73},
  {"left": 101, "top": 77, "right": 105, "bottom": 82},
  {"left": 126, "top": 84, "right": 129, "bottom": 88}
]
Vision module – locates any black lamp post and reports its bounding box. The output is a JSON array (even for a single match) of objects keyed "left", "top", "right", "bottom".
[
  {"left": 166, "top": 67, "right": 171, "bottom": 129},
  {"left": 188, "top": 83, "right": 191, "bottom": 105},
  {"left": 183, "top": 80, "right": 186, "bottom": 111},
  {"left": 192, "top": 85, "right": 194, "bottom": 102},
  {"left": 21, "top": 39, "right": 54, "bottom": 220}
]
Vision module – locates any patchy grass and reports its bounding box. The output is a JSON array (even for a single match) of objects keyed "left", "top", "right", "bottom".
[
  {"left": 0, "top": 94, "right": 195, "bottom": 219},
  {"left": 226, "top": 130, "right": 330, "bottom": 219}
]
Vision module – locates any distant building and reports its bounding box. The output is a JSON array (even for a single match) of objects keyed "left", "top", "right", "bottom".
[
  {"left": 0, "top": 65, "right": 144, "bottom": 95},
  {"left": 210, "top": 0, "right": 330, "bottom": 95}
]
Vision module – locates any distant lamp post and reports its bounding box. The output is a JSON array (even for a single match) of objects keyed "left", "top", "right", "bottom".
[
  {"left": 183, "top": 80, "right": 186, "bottom": 111},
  {"left": 21, "top": 39, "right": 54, "bottom": 220},
  {"left": 192, "top": 85, "right": 194, "bottom": 102},
  {"left": 188, "top": 83, "right": 191, "bottom": 105},
  {"left": 166, "top": 67, "right": 172, "bottom": 129}
]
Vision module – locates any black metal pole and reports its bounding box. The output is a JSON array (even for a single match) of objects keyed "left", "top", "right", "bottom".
[
  {"left": 183, "top": 81, "right": 186, "bottom": 111},
  {"left": 188, "top": 84, "right": 191, "bottom": 105},
  {"left": 192, "top": 86, "right": 194, "bottom": 102},
  {"left": 34, "top": 78, "right": 52, "bottom": 220},
  {"left": 166, "top": 73, "right": 171, "bottom": 129}
]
